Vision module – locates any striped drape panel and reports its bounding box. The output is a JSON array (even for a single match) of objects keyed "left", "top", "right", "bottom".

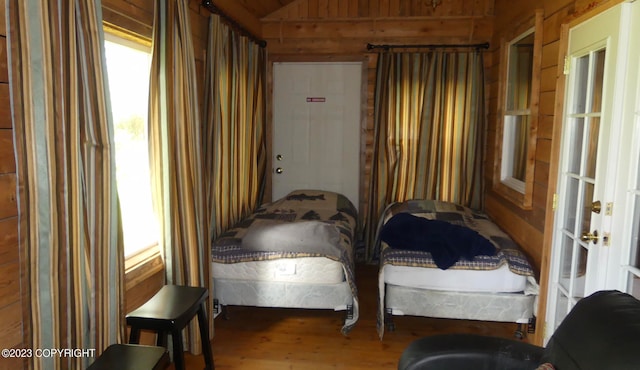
[
  {"left": 203, "top": 15, "right": 266, "bottom": 239},
  {"left": 365, "top": 51, "right": 486, "bottom": 261},
  {"left": 8, "top": 1, "right": 124, "bottom": 368},
  {"left": 148, "top": 0, "right": 211, "bottom": 354}
]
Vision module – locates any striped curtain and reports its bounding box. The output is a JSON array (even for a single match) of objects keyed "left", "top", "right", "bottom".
[
  {"left": 8, "top": 1, "right": 124, "bottom": 369},
  {"left": 203, "top": 15, "right": 266, "bottom": 239},
  {"left": 365, "top": 51, "right": 486, "bottom": 261},
  {"left": 148, "top": 0, "right": 211, "bottom": 354}
]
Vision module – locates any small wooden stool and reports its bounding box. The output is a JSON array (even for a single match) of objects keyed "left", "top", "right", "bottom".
[
  {"left": 126, "top": 285, "right": 214, "bottom": 370},
  {"left": 87, "top": 344, "right": 169, "bottom": 370}
]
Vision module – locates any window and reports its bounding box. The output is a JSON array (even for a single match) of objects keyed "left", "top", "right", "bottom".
[
  {"left": 103, "top": 28, "right": 158, "bottom": 258},
  {"left": 494, "top": 10, "right": 543, "bottom": 209},
  {"left": 502, "top": 30, "right": 534, "bottom": 192}
]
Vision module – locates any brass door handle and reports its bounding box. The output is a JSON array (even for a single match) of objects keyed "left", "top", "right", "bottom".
[
  {"left": 591, "top": 200, "right": 601, "bottom": 214},
  {"left": 580, "top": 230, "right": 599, "bottom": 244}
]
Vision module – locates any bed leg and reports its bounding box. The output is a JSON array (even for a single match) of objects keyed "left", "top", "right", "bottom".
[
  {"left": 213, "top": 299, "right": 230, "bottom": 320},
  {"left": 514, "top": 323, "right": 526, "bottom": 340},
  {"left": 345, "top": 304, "right": 354, "bottom": 321},
  {"left": 213, "top": 299, "right": 220, "bottom": 316},
  {"left": 528, "top": 316, "right": 537, "bottom": 334},
  {"left": 514, "top": 316, "right": 537, "bottom": 339},
  {"left": 385, "top": 308, "right": 396, "bottom": 332}
]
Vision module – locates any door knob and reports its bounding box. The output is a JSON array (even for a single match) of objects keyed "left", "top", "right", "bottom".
[
  {"left": 275, "top": 167, "right": 283, "bottom": 174},
  {"left": 580, "top": 230, "right": 599, "bottom": 244},
  {"left": 276, "top": 154, "right": 283, "bottom": 161},
  {"left": 591, "top": 200, "right": 601, "bottom": 214}
]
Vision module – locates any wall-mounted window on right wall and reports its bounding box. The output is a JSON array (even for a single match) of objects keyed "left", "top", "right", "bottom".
[{"left": 494, "top": 9, "right": 543, "bottom": 209}]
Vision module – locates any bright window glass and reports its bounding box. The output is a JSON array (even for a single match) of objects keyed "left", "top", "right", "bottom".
[
  {"left": 103, "top": 31, "right": 158, "bottom": 258},
  {"left": 502, "top": 30, "right": 535, "bottom": 188}
]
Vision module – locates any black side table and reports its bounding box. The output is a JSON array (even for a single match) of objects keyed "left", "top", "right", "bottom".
[{"left": 126, "top": 285, "right": 214, "bottom": 370}]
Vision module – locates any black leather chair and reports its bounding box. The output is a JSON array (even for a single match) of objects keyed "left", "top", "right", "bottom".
[{"left": 398, "top": 290, "right": 640, "bottom": 370}]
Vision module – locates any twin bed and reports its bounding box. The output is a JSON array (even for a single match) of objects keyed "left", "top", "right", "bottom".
[
  {"left": 211, "top": 190, "right": 538, "bottom": 337},
  {"left": 211, "top": 189, "right": 359, "bottom": 334},
  {"left": 375, "top": 200, "right": 538, "bottom": 338}
]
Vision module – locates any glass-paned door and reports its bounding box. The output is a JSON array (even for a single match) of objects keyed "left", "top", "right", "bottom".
[
  {"left": 621, "top": 101, "right": 640, "bottom": 299},
  {"left": 609, "top": 1, "right": 640, "bottom": 300},
  {"left": 546, "top": 4, "right": 625, "bottom": 339}
]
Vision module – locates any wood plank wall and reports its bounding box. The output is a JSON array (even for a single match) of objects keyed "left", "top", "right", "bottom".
[
  {"left": 259, "top": 0, "right": 494, "bottom": 215},
  {"left": 267, "top": 0, "right": 493, "bottom": 19},
  {"left": 0, "top": 0, "right": 27, "bottom": 368}
]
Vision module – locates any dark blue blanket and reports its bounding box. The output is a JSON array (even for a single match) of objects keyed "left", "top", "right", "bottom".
[{"left": 379, "top": 213, "right": 496, "bottom": 270}]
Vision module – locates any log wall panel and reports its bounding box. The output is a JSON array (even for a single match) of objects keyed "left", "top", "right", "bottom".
[
  {"left": 0, "top": 2, "right": 24, "bottom": 368},
  {"left": 541, "top": 40, "right": 560, "bottom": 69},
  {"left": 0, "top": 85, "right": 11, "bottom": 129},
  {"left": 0, "top": 301, "right": 22, "bottom": 349},
  {"left": 209, "top": 0, "right": 263, "bottom": 37},
  {"left": 0, "top": 262, "right": 19, "bottom": 308},
  {"left": 266, "top": 0, "right": 492, "bottom": 19},
  {"left": 0, "top": 217, "right": 18, "bottom": 266},
  {"left": 102, "top": 0, "right": 154, "bottom": 38},
  {"left": 0, "top": 129, "right": 15, "bottom": 174},
  {"left": 538, "top": 114, "right": 554, "bottom": 140}
]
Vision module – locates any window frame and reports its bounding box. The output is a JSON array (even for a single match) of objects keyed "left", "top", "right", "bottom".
[{"left": 493, "top": 9, "right": 544, "bottom": 209}]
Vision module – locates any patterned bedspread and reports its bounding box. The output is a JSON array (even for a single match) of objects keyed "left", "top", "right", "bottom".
[
  {"left": 376, "top": 200, "right": 534, "bottom": 276},
  {"left": 212, "top": 189, "right": 359, "bottom": 333}
]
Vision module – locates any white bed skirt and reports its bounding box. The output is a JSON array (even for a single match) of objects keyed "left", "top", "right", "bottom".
[
  {"left": 212, "top": 257, "right": 345, "bottom": 284},
  {"left": 385, "top": 283, "right": 537, "bottom": 323},
  {"left": 212, "top": 276, "right": 358, "bottom": 333},
  {"left": 378, "top": 268, "right": 539, "bottom": 338}
]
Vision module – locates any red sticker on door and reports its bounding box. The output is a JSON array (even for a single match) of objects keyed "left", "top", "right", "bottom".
[{"left": 306, "top": 97, "right": 326, "bottom": 102}]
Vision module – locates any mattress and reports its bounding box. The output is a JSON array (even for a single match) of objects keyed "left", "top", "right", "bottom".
[
  {"left": 383, "top": 263, "right": 528, "bottom": 293},
  {"left": 212, "top": 256, "right": 345, "bottom": 284}
]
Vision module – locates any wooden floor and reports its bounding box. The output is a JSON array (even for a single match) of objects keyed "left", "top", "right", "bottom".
[{"left": 180, "top": 263, "right": 528, "bottom": 369}]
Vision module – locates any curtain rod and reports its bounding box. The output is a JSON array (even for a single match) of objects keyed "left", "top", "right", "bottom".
[
  {"left": 201, "top": 0, "right": 267, "bottom": 48},
  {"left": 367, "top": 42, "right": 490, "bottom": 51}
]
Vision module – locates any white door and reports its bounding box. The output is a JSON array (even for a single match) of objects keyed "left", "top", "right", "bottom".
[
  {"left": 608, "top": 2, "right": 640, "bottom": 297},
  {"left": 546, "top": 2, "right": 638, "bottom": 341},
  {"left": 272, "top": 62, "right": 361, "bottom": 208}
]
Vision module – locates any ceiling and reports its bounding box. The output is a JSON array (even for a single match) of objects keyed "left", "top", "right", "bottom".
[{"left": 236, "top": 0, "right": 297, "bottom": 19}]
